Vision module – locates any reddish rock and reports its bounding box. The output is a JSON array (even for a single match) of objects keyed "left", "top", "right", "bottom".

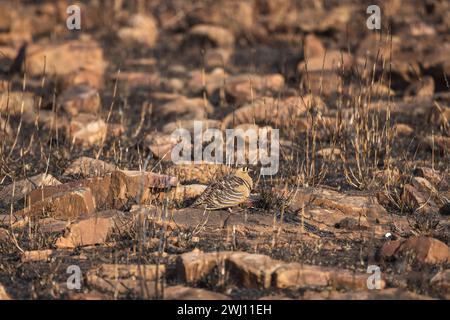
[
  {"left": 67, "top": 113, "right": 107, "bottom": 147},
  {"left": 0, "top": 9, "right": 31, "bottom": 46},
  {"left": 204, "top": 48, "right": 232, "bottom": 68},
  {"left": 165, "top": 77, "right": 184, "bottom": 92},
  {"left": 225, "top": 74, "right": 284, "bottom": 104},
  {"left": 273, "top": 263, "right": 384, "bottom": 290},
  {"left": 109, "top": 170, "right": 178, "bottom": 207},
  {"left": 310, "top": 188, "right": 386, "bottom": 220},
  {"left": 26, "top": 181, "right": 81, "bottom": 206},
  {"left": 430, "top": 269, "right": 450, "bottom": 291},
  {"left": 300, "top": 70, "right": 343, "bottom": 97},
  {"left": 411, "top": 177, "right": 439, "bottom": 196},
  {"left": 404, "top": 76, "right": 435, "bottom": 100},
  {"left": 35, "top": 210, "right": 128, "bottom": 241},
  {"left": 303, "top": 34, "right": 325, "bottom": 59},
  {"left": 393, "top": 123, "right": 414, "bottom": 136},
  {"left": 414, "top": 167, "right": 449, "bottom": 190},
  {"left": 19, "top": 186, "right": 96, "bottom": 219},
  {"left": 55, "top": 214, "right": 114, "bottom": 248},
  {"left": 0, "top": 283, "right": 11, "bottom": 300},
  {"left": 226, "top": 252, "right": 284, "bottom": 289},
  {"left": 153, "top": 97, "right": 213, "bottom": 123},
  {"left": 176, "top": 249, "right": 231, "bottom": 283},
  {"left": 26, "top": 40, "right": 107, "bottom": 77},
  {"left": 0, "top": 91, "right": 35, "bottom": 115},
  {"left": 302, "top": 6, "right": 354, "bottom": 32},
  {"left": 295, "top": 207, "right": 342, "bottom": 232},
  {"left": 58, "top": 84, "right": 101, "bottom": 116},
  {"left": 144, "top": 132, "right": 180, "bottom": 162},
  {"left": 401, "top": 236, "right": 450, "bottom": 264},
  {"left": 21, "top": 249, "right": 56, "bottom": 263},
  {"left": 187, "top": 68, "right": 227, "bottom": 95},
  {"left": 26, "top": 176, "right": 111, "bottom": 209},
  {"left": 84, "top": 176, "right": 113, "bottom": 208},
  {"left": 0, "top": 173, "right": 61, "bottom": 205},
  {"left": 402, "top": 179, "right": 439, "bottom": 214},
  {"left": 113, "top": 71, "right": 160, "bottom": 89},
  {"left": 380, "top": 240, "right": 402, "bottom": 259},
  {"left": 259, "top": 4, "right": 353, "bottom": 33},
  {"left": 185, "top": 0, "right": 254, "bottom": 35},
  {"left": 345, "top": 82, "right": 395, "bottom": 99},
  {"left": 298, "top": 50, "right": 353, "bottom": 73},
  {"left": 406, "top": 21, "right": 436, "bottom": 37},
  {"left": 118, "top": 14, "right": 159, "bottom": 48},
  {"left": 124, "top": 57, "right": 157, "bottom": 68},
  {"left": 162, "top": 119, "right": 221, "bottom": 138},
  {"left": 402, "top": 184, "right": 426, "bottom": 210},
  {"left": 381, "top": 236, "right": 450, "bottom": 264},
  {"left": 188, "top": 24, "right": 235, "bottom": 48},
  {"left": 330, "top": 269, "right": 385, "bottom": 290},
  {"left": 164, "top": 285, "right": 230, "bottom": 300},
  {"left": 60, "top": 69, "right": 104, "bottom": 91},
  {"left": 273, "top": 263, "right": 329, "bottom": 289}
]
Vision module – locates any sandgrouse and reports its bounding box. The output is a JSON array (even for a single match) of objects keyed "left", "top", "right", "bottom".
[{"left": 192, "top": 166, "right": 253, "bottom": 210}]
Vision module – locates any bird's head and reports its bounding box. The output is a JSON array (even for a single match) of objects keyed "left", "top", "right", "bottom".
[{"left": 235, "top": 166, "right": 254, "bottom": 178}]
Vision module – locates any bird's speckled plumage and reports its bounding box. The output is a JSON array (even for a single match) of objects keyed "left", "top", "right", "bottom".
[{"left": 192, "top": 167, "right": 253, "bottom": 210}]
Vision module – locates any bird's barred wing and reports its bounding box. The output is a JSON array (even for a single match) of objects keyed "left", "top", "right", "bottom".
[
  {"left": 193, "top": 175, "right": 251, "bottom": 210},
  {"left": 191, "top": 180, "right": 221, "bottom": 207}
]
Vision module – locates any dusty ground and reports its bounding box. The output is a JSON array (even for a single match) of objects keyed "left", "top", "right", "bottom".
[{"left": 0, "top": 0, "right": 449, "bottom": 300}]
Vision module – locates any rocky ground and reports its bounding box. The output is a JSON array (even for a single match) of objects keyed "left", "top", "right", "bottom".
[{"left": 0, "top": 0, "right": 449, "bottom": 300}]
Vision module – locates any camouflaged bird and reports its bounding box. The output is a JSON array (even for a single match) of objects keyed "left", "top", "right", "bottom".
[{"left": 191, "top": 167, "right": 253, "bottom": 210}]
